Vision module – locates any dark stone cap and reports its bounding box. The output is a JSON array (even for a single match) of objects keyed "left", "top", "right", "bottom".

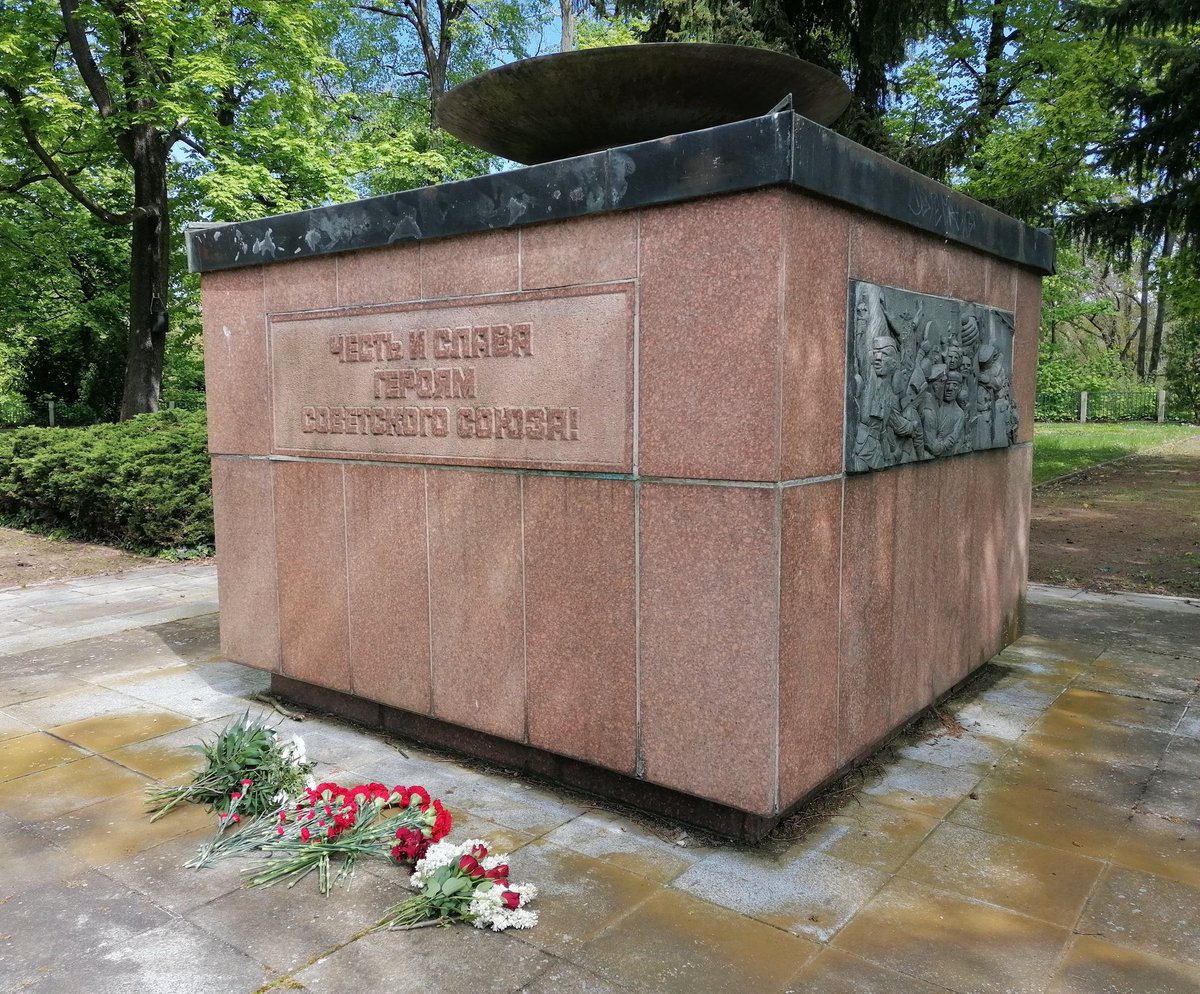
[{"left": 184, "top": 111, "right": 1055, "bottom": 275}]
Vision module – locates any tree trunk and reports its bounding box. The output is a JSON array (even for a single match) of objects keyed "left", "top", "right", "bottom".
[
  {"left": 120, "top": 127, "right": 169, "bottom": 420},
  {"left": 1136, "top": 239, "right": 1152, "bottom": 378},
  {"left": 560, "top": 0, "right": 575, "bottom": 51},
  {"left": 1149, "top": 231, "right": 1175, "bottom": 378}
]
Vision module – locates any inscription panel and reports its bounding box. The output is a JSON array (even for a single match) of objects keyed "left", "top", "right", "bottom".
[
  {"left": 270, "top": 283, "right": 633, "bottom": 471},
  {"left": 845, "top": 281, "right": 1017, "bottom": 473}
]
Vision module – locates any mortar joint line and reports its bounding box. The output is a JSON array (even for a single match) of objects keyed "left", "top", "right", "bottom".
[
  {"left": 423, "top": 469, "right": 435, "bottom": 716},
  {"left": 519, "top": 475, "right": 529, "bottom": 745},
  {"left": 341, "top": 463, "right": 354, "bottom": 695}
]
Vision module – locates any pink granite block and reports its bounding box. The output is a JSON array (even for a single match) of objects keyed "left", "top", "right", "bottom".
[
  {"left": 887, "top": 461, "right": 942, "bottom": 725},
  {"left": 984, "top": 256, "right": 1018, "bottom": 313},
  {"left": 638, "top": 191, "right": 783, "bottom": 481},
  {"left": 781, "top": 194, "right": 850, "bottom": 480},
  {"left": 421, "top": 229, "right": 519, "bottom": 299},
  {"left": 337, "top": 243, "right": 420, "bottom": 306},
  {"left": 1003, "top": 445, "right": 1033, "bottom": 626},
  {"left": 524, "top": 476, "right": 636, "bottom": 772},
  {"left": 264, "top": 256, "right": 337, "bottom": 314},
  {"left": 778, "top": 479, "right": 842, "bottom": 807},
  {"left": 426, "top": 470, "right": 525, "bottom": 740},
  {"left": 639, "top": 483, "right": 780, "bottom": 814},
  {"left": 918, "top": 456, "right": 970, "bottom": 699},
  {"left": 202, "top": 267, "right": 269, "bottom": 456},
  {"left": 343, "top": 464, "right": 431, "bottom": 714},
  {"left": 947, "top": 243, "right": 988, "bottom": 304},
  {"left": 969, "top": 454, "right": 1007, "bottom": 668},
  {"left": 1012, "top": 270, "right": 1042, "bottom": 444},
  {"left": 520, "top": 213, "right": 638, "bottom": 290},
  {"left": 946, "top": 453, "right": 984, "bottom": 688},
  {"left": 273, "top": 460, "right": 352, "bottom": 691},
  {"left": 838, "top": 469, "right": 898, "bottom": 763},
  {"left": 212, "top": 457, "right": 279, "bottom": 670},
  {"left": 849, "top": 217, "right": 950, "bottom": 298}
]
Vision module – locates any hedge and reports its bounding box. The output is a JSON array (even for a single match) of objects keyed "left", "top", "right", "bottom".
[{"left": 0, "top": 409, "right": 213, "bottom": 555}]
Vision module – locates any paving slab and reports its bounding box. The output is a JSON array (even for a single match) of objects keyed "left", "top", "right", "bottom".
[
  {"left": 0, "top": 565, "right": 1198, "bottom": 994},
  {"left": 1076, "top": 865, "right": 1200, "bottom": 968},
  {"left": 574, "top": 888, "right": 819, "bottom": 994},
  {"left": 289, "top": 928, "right": 553, "bottom": 994},
  {"left": 670, "top": 846, "right": 889, "bottom": 942},
  {"left": 1045, "top": 935, "right": 1200, "bottom": 994},
  {"left": 830, "top": 878, "right": 1072, "bottom": 994}
]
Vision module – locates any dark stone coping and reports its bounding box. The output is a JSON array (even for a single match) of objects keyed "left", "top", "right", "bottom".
[{"left": 186, "top": 112, "right": 1055, "bottom": 275}]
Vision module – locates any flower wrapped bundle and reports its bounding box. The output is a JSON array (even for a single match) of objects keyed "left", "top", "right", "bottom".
[
  {"left": 376, "top": 839, "right": 538, "bottom": 932},
  {"left": 188, "top": 780, "right": 452, "bottom": 894},
  {"left": 144, "top": 711, "right": 314, "bottom": 822}
]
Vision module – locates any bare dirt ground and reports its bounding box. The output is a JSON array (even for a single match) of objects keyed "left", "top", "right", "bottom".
[
  {"left": 1030, "top": 432, "right": 1200, "bottom": 598},
  {"left": 0, "top": 525, "right": 155, "bottom": 589}
]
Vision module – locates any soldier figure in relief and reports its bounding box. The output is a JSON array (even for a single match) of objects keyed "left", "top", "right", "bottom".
[
  {"left": 976, "top": 343, "right": 1019, "bottom": 447},
  {"left": 920, "top": 363, "right": 967, "bottom": 457},
  {"left": 850, "top": 287, "right": 921, "bottom": 470}
]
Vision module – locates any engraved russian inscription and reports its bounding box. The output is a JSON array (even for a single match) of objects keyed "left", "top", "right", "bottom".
[
  {"left": 845, "top": 282, "right": 1016, "bottom": 473},
  {"left": 270, "top": 286, "right": 631, "bottom": 470}
]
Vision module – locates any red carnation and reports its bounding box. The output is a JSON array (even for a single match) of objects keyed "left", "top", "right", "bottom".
[
  {"left": 431, "top": 800, "right": 452, "bottom": 841},
  {"left": 408, "top": 785, "right": 431, "bottom": 812}
]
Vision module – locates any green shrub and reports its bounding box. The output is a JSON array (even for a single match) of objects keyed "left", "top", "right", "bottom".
[{"left": 0, "top": 409, "right": 213, "bottom": 555}]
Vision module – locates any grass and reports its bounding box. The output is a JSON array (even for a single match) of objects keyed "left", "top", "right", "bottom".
[{"left": 1032, "top": 422, "right": 1200, "bottom": 484}]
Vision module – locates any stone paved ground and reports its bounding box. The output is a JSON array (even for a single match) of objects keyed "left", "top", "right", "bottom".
[{"left": 1, "top": 566, "right": 1198, "bottom": 994}]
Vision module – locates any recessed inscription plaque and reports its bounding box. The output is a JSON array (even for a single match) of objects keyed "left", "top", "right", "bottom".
[
  {"left": 270, "top": 283, "right": 633, "bottom": 471},
  {"left": 845, "top": 282, "right": 1017, "bottom": 473}
]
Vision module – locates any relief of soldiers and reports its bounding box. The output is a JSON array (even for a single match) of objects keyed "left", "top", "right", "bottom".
[
  {"left": 977, "top": 343, "right": 1020, "bottom": 445},
  {"left": 919, "top": 362, "right": 967, "bottom": 457},
  {"left": 849, "top": 285, "right": 921, "bottom": 470},
  {"left": 847, "top": 284, "right": 1017, "bottom": 472}
]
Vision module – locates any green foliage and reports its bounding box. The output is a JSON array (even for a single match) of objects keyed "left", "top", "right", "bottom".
[
  {"left": 576, "top": 13, "right": 650, "bottom": 46},
  {"left": 1071, "top": 1, "right": 1200, "bottom": 253},
  {"left": 1032, "top": 421, "right": 1200, "bottom": 482},
  {"left": 614, "top": 0, "right": 953, "bottom": 147},
  {"left": 1164, "top": 314, "right": 1200, "bottom": 421},
  {"left": 1035, "top": 340, "right": 1130, "bottom": 417},
  {"left": 0, "top": 181, "right": 129, "bottom": 422},
  {"left": 0, "top": 409, "right": 213, "bottom": 554}
]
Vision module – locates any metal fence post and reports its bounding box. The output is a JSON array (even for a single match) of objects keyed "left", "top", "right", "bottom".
[
  {"left": 47, "top": 400, "right": 55, "bottom": 428},
  {"left": 1157, "top": 390, "right": 1167, "bottom": 423},
  {"left": 1079, "top": 391, "right": 1088, "bottom": 424}
]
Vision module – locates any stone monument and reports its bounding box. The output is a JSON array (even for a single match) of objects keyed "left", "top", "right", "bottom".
[{"left": 189, "top": 46, "right": 1052, "bottom": 840}]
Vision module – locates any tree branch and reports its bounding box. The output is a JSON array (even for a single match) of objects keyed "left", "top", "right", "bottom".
[
  {"left": 0, "top": 82, "right": 148, "bottom": 226},
  {"left": 170, "top": 130, "right": 210, "bottom": 159},
  {"left": 58, "top": 0, "right": 115, "bottom": 119}
]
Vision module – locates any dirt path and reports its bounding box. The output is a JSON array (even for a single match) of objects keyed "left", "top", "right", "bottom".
[
  {"left": 0, "top": 525, "right": 155, "bottom": 589},
  {"left": 1030, "top": 432, "right": 1200, "bottom": 597}
]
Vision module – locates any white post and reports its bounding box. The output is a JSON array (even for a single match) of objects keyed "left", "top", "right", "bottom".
[
  {"left": 1079, "top": 391, "right": 1088, "bottom": 424},
  {"left": 168, "top": 401, "right": 176, "bottom": 410},
  {"left": 1157, "top": 389, "right": 1167, "bottom": 423},
  {"left": 47, "top": 400, "right": 55, "bottom": 428}
]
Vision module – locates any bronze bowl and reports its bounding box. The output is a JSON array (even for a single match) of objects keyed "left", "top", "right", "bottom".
[{"left": 435, "top": 43, "right": 851, "bottom": 165}]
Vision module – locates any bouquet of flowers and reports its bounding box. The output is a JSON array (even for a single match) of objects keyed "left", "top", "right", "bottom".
[
  {"left": 188, "top": 780, "right": 452, "bottom": 894},
  {"left": 145, "top": 711, "right": 315, "bottom": 821},
  {"left": 376, "top": 839, "right": 538, "bottom": 931}
]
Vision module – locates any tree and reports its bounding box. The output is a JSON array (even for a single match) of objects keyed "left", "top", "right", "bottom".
[
  {"left": 0, "top": 178, "right": 128, "bottom": 421},
  {"left": 1071, "top": 0, "right": 1200, "bottom": 255},
  {"left": 0, "top": 1, "right": 348, "bottom": 418},
  {"left": 606, "top": 0, "right": 952, "bottom": 149}
]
